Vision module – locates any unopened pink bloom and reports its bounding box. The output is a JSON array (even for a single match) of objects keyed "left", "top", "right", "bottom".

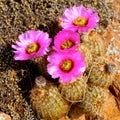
[
  {"left": 53, "top": 30, "right": 80, "bottom": 52},
  {"left": 59, "top": 5, "right": 99, "bottom": 33},
  {"left": 12, "top": 30, "right": 52, "bottom": 60},
  {"left": 47, "top": 51, "right": 86, "bottom": 83}
]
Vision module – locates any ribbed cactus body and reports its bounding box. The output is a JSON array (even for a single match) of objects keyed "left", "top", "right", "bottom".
[
  {"left": 78, "top": 44, "right": 93, "bottom": 73},
  {"left": 88, "top": 57, "right": 116, "bottom": 88},
  {"left": 81, "top": 31, "right": 105, "bottom": 58},
  {"left": 58, "top": 76, "right": 87, "bottom": 101},
  {"left": 30, "top": 76, "right": 69, "bottom": 120},
  {"left": 76, "top": 86, "right": 107, "bottom": 116}
]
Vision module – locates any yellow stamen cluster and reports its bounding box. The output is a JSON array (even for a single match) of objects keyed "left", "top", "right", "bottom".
[
  {"left": 73, "top": 17, "right": 88, "bottom": 27},
  {"left": 60, "top": 40, "right": 75, "bottom": 49},
  {"left": 60, "top": 59, "right": 74, "bottom": 72},
  {"left": 26, "top": 43, "right": 40, "bottom": 54}
]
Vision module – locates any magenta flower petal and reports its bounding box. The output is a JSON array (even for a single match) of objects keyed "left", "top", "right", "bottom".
[
  {"left": 53, "top": 30, "right": 80, "bottom": 52},
  {"left": 47, "top": 50, "right": 86, "bottom": 83},
  {"left": 12, "top": 30, "right": 52, "bottom": 60},
  {"left": 59, "top": 5, "right": 100, "bottom": 33}
]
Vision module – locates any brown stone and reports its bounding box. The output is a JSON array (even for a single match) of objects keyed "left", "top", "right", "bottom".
[
  {"left": 100, "top": 91, "right": 120, "bottom": 120},
  {"left": 69, "top": 104, "right": 86, "bottom": 120}
]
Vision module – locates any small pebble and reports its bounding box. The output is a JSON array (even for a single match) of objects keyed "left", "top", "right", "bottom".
[{"left": 0, "top": 112, "right": 11, "bottom": 120}]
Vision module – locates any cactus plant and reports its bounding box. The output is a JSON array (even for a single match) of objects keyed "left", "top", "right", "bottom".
[
  {"left": 58, "top": 76, "right": 87, "bottom": 102},
  {"left": 76, "top": 86, "right": 107, "bottom": 116},
  {"left": 30, "top": 76, "right": 70, "bottom": 120},
  {"left": 88, "top": 57, "right": 118, "bottom": 88},
  {"left": 81, "top": 31, "right": 105, "bottom": 58},
  {"left": 77, "top": 44, "right": 93, "bottom": 73}
]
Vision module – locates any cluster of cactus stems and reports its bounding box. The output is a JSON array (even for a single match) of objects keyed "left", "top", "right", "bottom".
[
  {"left": 29, "top": 6, "right": 119, "bottom": 119},
  {"left": 10, "top": 3, "right": 119, "bottom": 120},
  {"left": 29, "top": 29, "right": 119, "bottom": 120}
]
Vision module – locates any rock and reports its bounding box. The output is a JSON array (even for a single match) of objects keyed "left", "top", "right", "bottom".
[{"left": 0, "top": 112, "right": 11, "bottom": 120}]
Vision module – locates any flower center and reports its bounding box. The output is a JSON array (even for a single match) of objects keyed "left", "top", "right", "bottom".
[
  {"left": 60, "top": 59, "right": 74, "bottom": 72},
  {"left": 26, "top": 43, "right": 40, "bottom": 54},
  {"left": 73, "top": 17, "right": 88, "bottom": 27},
  {"left": 60, "top": 40, "right": 75, "bottom": 50}
]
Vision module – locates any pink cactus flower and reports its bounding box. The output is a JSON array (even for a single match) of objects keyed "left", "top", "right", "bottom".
[
  {"left": 59, "top": 5, "right": 99, "bottom": 33},
  {"left": 53, "top": 30, "right": 80, "bottom": 52},
  {"left": 12, "top": 30, "right": 52, "bottom": 60},
  {"left": 47, "top": 51, "right": 86, "bottom": 83}
]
